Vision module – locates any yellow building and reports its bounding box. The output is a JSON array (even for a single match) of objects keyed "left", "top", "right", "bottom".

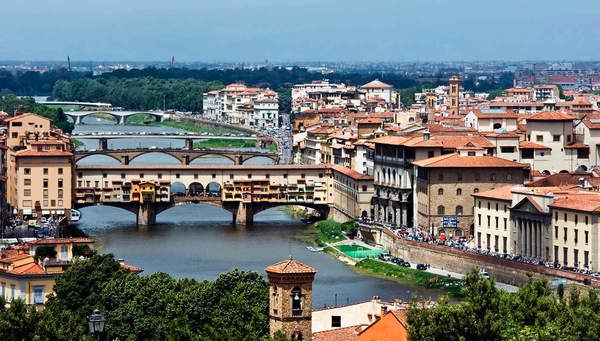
[
  {"left": 5, "top": 113, "right": 74, "bottom": 221},
  {"left": 0, "top": 251, "right": 57, "bottom": 305},
  {"left": 330, "top": 164, "right": 374, "bottom": 221}
]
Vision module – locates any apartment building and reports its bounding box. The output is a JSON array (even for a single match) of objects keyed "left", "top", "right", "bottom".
[
  {"left": 202, "top": 83, "right": 279, "bottom": 128},
  {"left": 413, "top": 152, "right": 528, "bottom": 237},
  {"left": 4, "top": 113, "right": 74, "bottom": 220},
  {"left": 464, "top": 109, "right": 519, "bottom": 132}
]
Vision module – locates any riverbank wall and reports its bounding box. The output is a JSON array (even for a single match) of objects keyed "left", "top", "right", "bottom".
[{"left": 360, "top": 225, "right": 600, "bottom": 287}]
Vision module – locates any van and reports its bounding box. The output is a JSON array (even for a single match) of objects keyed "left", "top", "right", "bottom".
[{"left": 479, "top": 268, "right": 490, "bottom": 278}]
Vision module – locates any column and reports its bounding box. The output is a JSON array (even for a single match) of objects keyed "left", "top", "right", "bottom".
[
  {"left": 529, "top": 220, "right": 533, "bottom": 257},
  {"left": 539, "top": 222, "right": 544, "bottom": 259},
  {"left": 401, "top": 206, "right": 408, "bottom": 227},
  {"left": 522, "top": 219, "right": 527, "bottom": 256}
]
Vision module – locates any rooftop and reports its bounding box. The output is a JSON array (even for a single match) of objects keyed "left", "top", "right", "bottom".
[
  {"left": 265, "top": 258, "right": 317, "bottom": 274},
  {"left": 412, "top": 153, "right": 529, "bottom": 169}
]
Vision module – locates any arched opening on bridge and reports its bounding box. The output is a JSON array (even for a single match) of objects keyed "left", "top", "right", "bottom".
[
  {"left": 129, "top": 152, "right": 182, "bottom": 165},
  {"left": 188, "top": 182, "right": 204, "bottom": 196},
  {"left": 170, "top": 182, "right": 187, "bottom": 197},
  {"left": 76, "top": 205, "right": 139, "bottom": 224},
  {"left": 153, "top": 203, "right": 232, "bottom": 223},
  {"left": 242, "top": 156, "right": 276, "bottom": 165},
  {"left": 189, "top": 155, "right": 235, "bottom": 165},
  {"left": 76, "top": 154, "right": 121, "bottom": 165},
  {"left": 81, "top": 112, "right": 119, "bottom": 125},
  {"left": 206, "top": 182, "right": 222, "bottom": 197},
  {"left": 254, "top": 205, "right": 326, "bottom": 223},
  {"left": 125, "top": 113, "right": 161, "bottom": 125}
]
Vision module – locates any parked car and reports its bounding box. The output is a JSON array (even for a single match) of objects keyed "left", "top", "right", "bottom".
[
  {"left": 401, "top": 261, "right": 411, "bottom": 267},
  {"left": 378, "top": 253, "right": 392, "bottom": 262},
  {"left": 478, "top": 268, "right": 490, "bottom": 278},
  {"left": 416, "top": 264, "right": 428, "bottom": 270}
]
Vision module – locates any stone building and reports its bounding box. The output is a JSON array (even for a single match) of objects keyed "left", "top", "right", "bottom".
[
  {"left": 266, "top": 258, "right": 317, "bottom": 341},
  {"left": 413, "top": 152, "right": 529, "bottom": 237},
  {"left": 330, "top": 164, "right": 374, "bottom": 222}
]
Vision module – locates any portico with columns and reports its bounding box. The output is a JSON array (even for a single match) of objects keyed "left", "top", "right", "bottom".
[{"left": 510, "top": 196, "right": 552, "bottom": 261}]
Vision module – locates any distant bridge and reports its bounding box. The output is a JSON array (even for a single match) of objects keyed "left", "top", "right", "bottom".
[
  {"left": 74, "top": 148, "right": 279, "bottom": 165},
  {"left": 64, "top": 111, "right": 169, "bottom": 125},
  {"left": 38, "top": 101, "right": 112, "bottom": 108},
  {"left": 74, "top": 164, "right": 332, "bottom": 226}
]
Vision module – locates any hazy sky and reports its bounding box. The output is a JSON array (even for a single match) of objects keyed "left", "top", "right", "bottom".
[{"left": 1, "top": 0, "right": 599, "bottom": 62}]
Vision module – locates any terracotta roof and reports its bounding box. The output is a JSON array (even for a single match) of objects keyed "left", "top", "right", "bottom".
[
  {"left": 4, "top": 113, "right": 51, "bottom": 122},
  {"left": 265, "top": 258, "right": 317, "bottom": 274},
  {"left": 8, "top": 262, "right": 46, "bottom": 275},
  {"left": 412, "top": 153, "right": 529, "bottom": 168},
  {"left": 313, "top": 326, "right": 359, "bottom": 341},
  {"left": 564, "top": 143, "right": 589, "bottom": 149},
  {"left": 469, "top": 109, "right": 519, "bottom": 119},
  {"left": 120, "top": 262, "right": 143, "bottom": 273},
  {"left": 472, "top": 185, "right": 514, "bottom": 201},
  {"left": 549, "top": 198, "right": 600, "bottom": 213},
  {"left": 549, "top": 75, "right": 576, "bottom": 83},
  {"left": 15, "top": 150, "right": 73, "bottom": 157},
  {"left": 0, "top": 253, "right": 31, "bottom": 264},
  {"left": 330, "top": 164, "right": 373, "bottom": 181},
  {"left": 483, "top": 131, "right": 521, "bottom": 138},
  {"left": 371, "top": 134, "right": 494, "bottom": 149},
  {"left": 361, "top": 80, "right": 392, "bottom": 89},
  {"left": 526, "top": 111, "right": 576, "bottom": 121},
  {"left": 519, "top": 141, "right": 551, "bottom": 149}
]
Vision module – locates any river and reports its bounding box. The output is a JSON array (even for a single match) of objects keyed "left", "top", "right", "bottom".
[{"left": 73, "top": 117, "right": 444, "bottom": 307}]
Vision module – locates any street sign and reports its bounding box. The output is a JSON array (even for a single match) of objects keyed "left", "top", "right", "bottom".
[{"left": 442, "top": 216, "right": 458, "bottom": 228}]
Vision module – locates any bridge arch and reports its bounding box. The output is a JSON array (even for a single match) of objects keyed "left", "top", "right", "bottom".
[
  {"left": 124, "top": 113, "right": 162, "bottom": 125},
  {"left": 128, "top": 151, "right": 184, "bottom": 165},
  {"left": 241, "top": 155, "right": 277, "bottom": 165},
  {"left": 75, "top": 153, "right": 122, "bottom": 165},
  {"left": 206, "top": 181, "right": 222, "bottom": 194},
  {"left": 188, "top": 182, "right": 204, "bottom": 196},
  {"left": 188, "top": 154, "right": 236, "bottom": 165},
  {"left": 170, "top": 182, "right": 187, "bottom": 196}
]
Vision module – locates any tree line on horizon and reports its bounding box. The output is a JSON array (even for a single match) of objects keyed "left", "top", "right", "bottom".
[{"left": 0, "top": 67, "right": 513, "bottom": 113}]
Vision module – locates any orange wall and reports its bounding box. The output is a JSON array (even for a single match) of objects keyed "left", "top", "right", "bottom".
[{"left": 359, "top": 312, "right": 408, "bottom": 341}]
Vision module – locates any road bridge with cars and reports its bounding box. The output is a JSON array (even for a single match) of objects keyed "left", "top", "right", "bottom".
[{"left": 64, "top": 111, "right": 169, "bottom": 125}]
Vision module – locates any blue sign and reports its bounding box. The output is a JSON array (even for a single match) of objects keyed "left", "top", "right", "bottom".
[{"left": 442, "top": 216, "right": 458, "bottom": 228}]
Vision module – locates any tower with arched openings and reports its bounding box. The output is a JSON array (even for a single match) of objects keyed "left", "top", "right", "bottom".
[{"left": 265, "top": 258, "right": 317, "bottom": 341}]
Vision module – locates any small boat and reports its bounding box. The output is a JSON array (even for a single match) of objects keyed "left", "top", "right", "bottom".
[
  {"left": 306, "top": 246, "right": 322, "bottom": 252},
  {"left": 70, "top": 209, "right": 81, "bottom": 224}
]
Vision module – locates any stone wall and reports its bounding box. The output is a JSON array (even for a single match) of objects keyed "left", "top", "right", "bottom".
[{"left": 360, "top": 225, "right": 600, "bottom": 287}]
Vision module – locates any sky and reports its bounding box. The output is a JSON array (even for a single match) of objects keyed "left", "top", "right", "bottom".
[{"left": 1, "top": 0, "right": 599, "bottom": 62}]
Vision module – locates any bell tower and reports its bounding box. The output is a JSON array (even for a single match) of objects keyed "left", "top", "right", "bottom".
[
  {"left": 265, "top": 258, "right": 317, "bottom": 341},
  {"left": 449, "top": 75, "right": 460, "bottom": 116}
]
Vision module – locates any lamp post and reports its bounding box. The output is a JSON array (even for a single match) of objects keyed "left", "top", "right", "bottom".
[{"left": 87, "top": 308, "right": 106, "bottom": 341}]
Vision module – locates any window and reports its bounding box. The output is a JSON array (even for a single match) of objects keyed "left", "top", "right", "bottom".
[
  {"left": 575, "top": 229, "right": 578, "bottom": 244},
  {"left": 564, "top": 227, "right": 568, "bottom": 242},
  {"left": 438, "top": 188, "right": 444, "bottom": 195},
  {"left": 585, "top": 231, "right": 589, "bottom": 244},
  {"left": 521, "top": 149, "right": 534, "bottom": 159},
  {"left": 503, "top": 236, "right": 507, "bottom": 254},
  {"left": 58, "top": 189, "right": 63, "bottom": 198},
  {"left": 158, "top": 173, "right": 162, "bottom": 179},
  {"left": 564, "top": 213, "right": 567, "bottom": 222},
  {"left": 487, "top": 215, "right": 491, "bottom": 227},
  {"left": 585, "top": 216, "right": 589, "bottom": 225},
  {"left": 58, "top": 168, "right": 63, "bottom": 175},
  {"left": 500, "top": 146, "right": 515, "bottom": 153},
  {"left": 176, "top": 173, "right": 180, "bottom": 179},
  {"left": 536, "top": 135, "right": 543, "bottom": 142},
  {"left": 495, "top": 217, "right": 499, "bottom": 229},
  {"left": 490, "top": 173, "right": 496, "bottom": 181},
  {"left": 43, "top": 168, "right": 48, "bottom": 175},
  {"left": 248, "top": 174, "right": 252, "bottom": 179},
  {"left": 24, "top": 168, "right": 31, "bottom": 175},
  {"left": 555, "top": 226, "right": 558, "bottom": 238},
  {"left": 58, "top": 179, "right": 63, "bottom": 188},
  {"left": 58, "top": 200, "right": 63, "bottom": 207},
  {"left": 478, "top": 214, "right": 481, "bottom": 226},
  {"left": 437, "top": 205, "right": 445, "bottom": 215},
  {"left": 478, "top": 200, "right": 481, "bottom": 208},
  {"left": 24, "top": 179, "right": 31, "bottom": 186},
  {"left": 506, "top": 174, "right": 512, "bottom": 181},
  {"left": 555, "top": 212, "right": 558, "bottom": 221},
  {"left": 33, "top": 286, "right": 44, "bottom": 304},
  {"left": 553, "top": 135, "right": 560, "bottom": 142},
  {"left": 24, "top": 189, "right": 31, "bottom": 196},
  {"left": 291, "top": 287, "right": 302, "bottom": 316},
  {"left": 43, "top": 179, "right": 48, "bottom": 188},
  {"left": 428, "top": 151, "right": 434, "bottom": 158},
  {"left": 456, "top": 188, "right": 462, "bottom": 195},
  {"left": 503, "top": 218, "right": 507, "bottom": 230},
  {"left": 563, "top": 247, "right": 568, "bottom": 266},
  {"left": 23, "top": 200, "right": 32, "bottom": 207},
  {"left": 362, "top": 185, "right": 367, "bottom": 191},
  {"left": 331, "top": 316, "right": 341, "bottom": 328},
  {"left": 474, "top": 188, "right": 479, "bottom": 193},
  {"left": 456, "top": 206, "right": 463, "bottom": 215},
  {"left": 575, "top": 215, "right": 578, "bottom": 224},
  {"left": 121, "top": 173, "right": 126, "bottom": 179},
  {"left": 477, "top": 232, "right": 481, "bottom": 248}
]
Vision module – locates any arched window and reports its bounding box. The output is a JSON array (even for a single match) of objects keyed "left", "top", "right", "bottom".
[
  {"left": 392, "top": 170, "right": 396, "bottom": 185},
  {"left": 437, "top": 205, "right": 445, "bottom": 215},
  {"left": 291, "top": 287, "right": 302, "bottom": 316},
  {"left": 490, "top": 173, "right": 496, "bottom": 181},
  {"left": 456, "top": 188, "right": 462, "bottom": 195},
  {"left": 438, "top": 188, "right": 444, "bottom": 195},
  {"left": 473, "top": 188, "right": 479, "bottom": 193},
  {"left": 456, "top": 205, "right": 463, "bottom": 215},
  {"left": 291, "top": 331, "right": 303, "bottom": 341}
]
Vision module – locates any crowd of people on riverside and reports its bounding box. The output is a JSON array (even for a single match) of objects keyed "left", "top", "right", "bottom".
[
  {"left": 1, "top": 215, "right": 62, "bottom": 239},
  {"left": 357, "top": 217, "right": 600, "bottom": 279}
]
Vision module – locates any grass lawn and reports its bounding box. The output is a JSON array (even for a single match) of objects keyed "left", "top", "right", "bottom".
[
  {"left": 44, "top": 104, "right": 83, "bottom": 111},
  {"left": 162, "top": 119, "right": 241, "bottom": 135},
  {"left": 125, "top": 113, "right": 158, "bottom": 125},
  {"left": 355, "top": 259, "right": 465, "bottom": 298},
  {"left": 194, "top": 138, "right": 257, "bottom": 149},
  {"left": 313, "top": 220, "right": 346, "bottom": 246}
]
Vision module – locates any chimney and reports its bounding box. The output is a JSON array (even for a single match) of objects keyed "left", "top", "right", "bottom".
[
  {"left": 423, "top": 130, "right": 430, "bottom": 141},
  {"left": 380, "top": 305, "right": 388, "bottom": 318}
]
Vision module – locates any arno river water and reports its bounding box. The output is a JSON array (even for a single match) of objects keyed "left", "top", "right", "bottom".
[{"left": 73, "top": 116, "right": 445, "bottom": 307}]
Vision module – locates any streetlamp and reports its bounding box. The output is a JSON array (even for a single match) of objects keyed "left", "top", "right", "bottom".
[{"left": 87, "top": 308, "right": 106, "bottom": 341}]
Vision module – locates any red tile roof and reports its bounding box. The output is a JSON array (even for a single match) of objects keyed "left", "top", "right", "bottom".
[
  {"left": 526, "top": 111, "right": 576, "bottom": 121},
  {"left": 330, "top": 164, "right": 373, "bottom": 181},
  {"left": 519, "top": 141, "right": 551, "bottom": 149},
  {"left": 472, "top": 185, "right": 514, "bottom": 201},
  {"left": 8, "top": 262, "right": 46, "bottom": 275},
  {"left": 265, "top": 259, "right": 317, "bottom": 274},
  {"left": 412, "top": 153, "right": 529, "bottom": 168},
  {"left": 361, "top": 80, "right": 392, "bottom": 89},
  {"left": 15, "top": 150, "right": 73, "bottom": 157},
  {"left": 469, "top": 109, "right": 519, "bottom": 119},
  {"left": 29, "top": 237, "right": 95, "bottom": 245},
  {"left": 313, "top": 326, "right": 359, "bottom": 341},
  {"left": 549, "top": 198, "right": 600, "bottom": 213}
]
